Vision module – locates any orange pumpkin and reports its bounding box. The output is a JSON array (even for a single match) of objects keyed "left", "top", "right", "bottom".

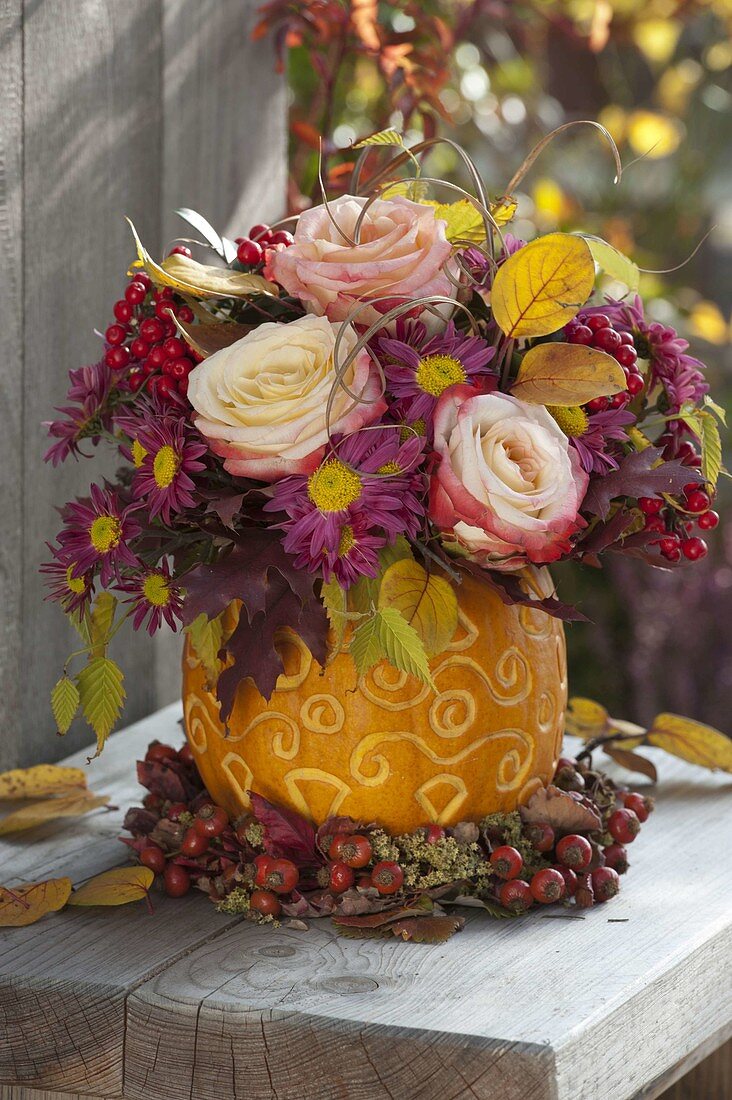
[{"left": 183, "top": 569, "right": 566, "bottom": 834}]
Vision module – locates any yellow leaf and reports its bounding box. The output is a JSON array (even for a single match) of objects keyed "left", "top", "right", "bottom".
[
  {"left": 0, "top": 792, "right": 109, "bottom": 835},
  {"left": 0, "top": 878, "right": 72, "bottom": 927},
  {"left": 511, "top": 343, "right": 625, "bottom": 406},
  {"left": 127, "top": 219, "right": 278, "bottom": 300},
  {"left": 565, "top": 696, "right": 611, "bottom": 739},
  {"left": 491, "top": 196, "right": 518, "bottom": 227},
  {"left": 0, "top": 764, "right": 87, "bottom": 800},
  {"left": 68, "top": 865, "right": 155, "bottom": 906},
  {"left": 423, "top": 199, "right": 487, "bottom": 243},
  {"left": 647, "top": 714, "right": 732, "bottom": 773},
  {"left": 378, "top": 560, "right": 458, "bottom": 658},
  {"left": 491, "top": 233, "right": 595, "bottom": 338}
]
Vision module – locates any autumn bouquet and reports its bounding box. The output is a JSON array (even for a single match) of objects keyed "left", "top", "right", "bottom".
[{"left": 43, "top": 128, "right": 723, "bottom": 753}]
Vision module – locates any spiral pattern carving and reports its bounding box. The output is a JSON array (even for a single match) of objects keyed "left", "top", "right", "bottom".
[{"left": 182, "top": 568, "right": 567, "bottom": 833}]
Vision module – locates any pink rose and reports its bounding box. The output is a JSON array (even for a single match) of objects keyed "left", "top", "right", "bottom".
[
  {"left": 429, "top": 386, "right": 588, "bottom": 569},
  {"left": 270, "top": 194, "right": 453, "bottom": 324},
  {"left": 186, "top": 316, "right": 385, "bottom": 482}
]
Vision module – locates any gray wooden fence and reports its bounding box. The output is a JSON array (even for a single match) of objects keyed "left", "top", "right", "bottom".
[{"left": 0, "top": 0, "right": 286, "bottom": 769}]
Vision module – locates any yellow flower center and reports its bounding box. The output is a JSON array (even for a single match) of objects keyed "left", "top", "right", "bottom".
[
  {"left": 338, "top": 525, "right": 355, "bottom": 557},
  {"left": 548, "top": 405, "right": 590, "bottom": 439},
  {"left": 131, "top": 439, "right": 148, "bottom": 468},
  {"left": 142, "top": 573, "right": 171, "bottom": 607},
  {"left": 377, "top": 460, "right": 401, "bottom": 476},
  {"left": 89, "top": 515, "right": 121, "bottom": 554},
  {"left": 415, "top": 354, "right": 466, "bottom": 397},
  {"left": 400, "top": 418, "right": 426, "bottom": 442},
  {"left": 65, "top": 566, "right": 86, "bottom": 594},
  {"left": 307, "top": 459, "right": 362, "bottom": 513},
  {"left": 153, "top": 445, "right": 180, "bottom": 489}
]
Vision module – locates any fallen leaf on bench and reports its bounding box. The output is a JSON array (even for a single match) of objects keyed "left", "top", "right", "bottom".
[
  {"left": 0, "top": 877, "right": 72, "bottom": 926},
  {"left": 647, "top": 714, "right": 732, "bottom": 773},
  {"left": 0, "top": 764, "right": 88, "bottom": 800},
  {"left": 68, "top": 865, "right": 154, "bottom": 906},
  {"left": 0, "top": 792, "right": 109, "bottom": 835}
]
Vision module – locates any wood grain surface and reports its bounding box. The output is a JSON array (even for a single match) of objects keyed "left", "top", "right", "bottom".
[
  {"left": 1, "top": 705, "right": 730, "bottom": 1099},
  {"left": 0, "top": 0, "right": 286, "bottom": 769}
]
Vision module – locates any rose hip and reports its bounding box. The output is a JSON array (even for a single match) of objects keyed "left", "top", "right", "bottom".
[{"left": 489, "top": 845, "right": 523, "bottom": 881}]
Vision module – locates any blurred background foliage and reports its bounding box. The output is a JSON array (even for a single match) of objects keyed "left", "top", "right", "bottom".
[{"left": 256, "top": 0, "right": 732, "bottom": 730}]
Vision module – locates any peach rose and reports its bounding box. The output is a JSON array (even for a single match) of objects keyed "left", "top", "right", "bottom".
[
  {"left": 430, "top": 386, "right": 588, "bottom": 569},
  {"left": 269, "top": 194, "right": 453, "bottom": 324},
  {"left": 186, "top": 315, "right": 385, "bottom": 482}
]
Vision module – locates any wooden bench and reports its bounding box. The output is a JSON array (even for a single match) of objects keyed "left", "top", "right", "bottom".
[{"left": 1, "top": 703, "right": 730, "bottom": 1100}]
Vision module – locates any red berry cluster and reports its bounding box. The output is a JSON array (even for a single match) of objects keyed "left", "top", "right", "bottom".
[
  {"left": 564, "top": 313, "right": 644, "bottom": 410},
  {"left": 493, "top": 758, "right": 654, "bottom": 914},
  {"left": 639, "top": 483, "right": 715, "bottom": 564},
  {"left": 103, "top": 253, "right": 201, "bottom": 404},
  {"left": 234, "top": 222, "right": 294, "bottom": 269}
]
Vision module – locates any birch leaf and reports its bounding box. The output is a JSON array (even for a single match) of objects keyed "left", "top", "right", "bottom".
[
  {"left": 77, "top": 657, "right": 125, "bottom": 757},
  {"left": 88, "top": 592, "right": 117, "bottom": 658},
  {"left": 0, "top": 878, "right": 72, "bottom": 927},
  {"left": 492, "top": 232, "right": 595, "bottom": 338},
  {"left": 186, "top": 613, "right": 224, "bottom": 688},
  {"left": 512, "top": 343, "right": 625, "bottom": 406},
  {"left": 351, "top": 608, "right": 435, "bottom": 690},
  {"left": 378, "top": 560, "right": 458, "bottom": 657},
  {"left": 51, "top": 677, "right": 81, "bottom": 735},
  {"left": 68, "top": 866, "right": 154, "bottom": 907}
]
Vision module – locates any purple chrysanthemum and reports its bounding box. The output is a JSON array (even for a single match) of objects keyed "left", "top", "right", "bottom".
[
  {"left": 119, "top": 560, "right": 183, "bottom": 635},
  {"left": 549, "top": 404, "right": 635, "bottom": 474},
  {"left": 56, "top": 484, "right": 141, "bottom": 586},
  {"left": 132, "top": 415, "right": 207, "bottom": 525},
  {"left": 583, "top": 296, "right": 708, "bottom": 412},
  {"left": 40, "top": 544, "right": 96, "bottom": 616},
  {"left": 371, "top": 319, "right": 497, "bottom": 423},
  {"left": 264, "top": 427, "right": 427, "bottom": 586},
  {"left": 44, "top": 361, "right": 121, "bottom": 466}
]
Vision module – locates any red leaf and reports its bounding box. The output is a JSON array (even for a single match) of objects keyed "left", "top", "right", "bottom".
[
  {"left": 582, "top": 448, "right": 703, "bottom": 520},
  {"left": 217, "top": 572, "right": 328, "bottom": 716},
  {"left": 249, "top": 791, "right": 318, "bottom": 866},
  {"left": 388, "top": 915, "right": 465, "bottom": 943},
  {"left": 136, "top": 760, "right": 198, "bottom": 803}
]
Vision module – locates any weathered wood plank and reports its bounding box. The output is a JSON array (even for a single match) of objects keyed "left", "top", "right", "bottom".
[
  {"left": 0, "top": 707, "right": 241, "bottom": 1096},
  {"left": 0, "top": 0, "right": 24, "bottom": 771},
  {"left": 0, "top": 1089, "right": 107, "bottom": 1100},
  {"left": 653, "top": 1035, "right": 732, "bottom": 1100},
  {"left": 2, "top": 711, "right": 730, "bottom": 1100},
  {"left": 19, "top": 0, "right": 164, "bottom": 766}
]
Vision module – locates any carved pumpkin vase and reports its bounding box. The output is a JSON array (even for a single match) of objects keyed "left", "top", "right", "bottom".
[{"left": 183, "top": 569, "right": 567, "bottom": 834}]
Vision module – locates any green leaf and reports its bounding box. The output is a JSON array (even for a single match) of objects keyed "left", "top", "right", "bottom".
[
  {"left": 353, "top": 128, "right": 404, "bottom": 149},
  {"left": 584, "top": 236, "right": 640, "bottom": 291},
  {"left": 88, "top": 592, "right": 117, "bottom": 659},
  {"left": 50, "top": 677, "right": 80, "bottom": 735},
  {"left": 320, "top": 579, "right": 351, "bottom": 657},
  {"left": 185, "top": 612, "right": 224, "bottom": 688},
  {"left": 69, "top": 609, "right": 91, "bottom": 647},
  {"left": 77, "top": 657, "right": 125, "bottom": 757},
  {"left": 349, "top": 537, "right": 413, "bottom": 615},
  {"left": 476, "top": 898, "right": 521, "bottom": 919},
  {"left": 703, "top": 395, "right": 727, "bottom": 427},
  {"left": 351, "top": 608, "right": 436, "bottom": 690},
  {"left": 700, "top": 411, "right": 722, "bottom": 487}
]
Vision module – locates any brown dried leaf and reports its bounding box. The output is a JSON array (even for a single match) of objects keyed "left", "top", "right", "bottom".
[
  {"left": 603, "top": 746, "right": 658, "bottom": 783},
  {"left": 0, "top": 877, "right": 73, "bottom": 927},
  {"left": 647, "top": 713, "right": 732, "bottom": 773},
  {"left": 520, "top": 785, "right": 602, "bottom": 836},
  {"left": 388, "top": 915, "right": 465, "bottom": 943}
]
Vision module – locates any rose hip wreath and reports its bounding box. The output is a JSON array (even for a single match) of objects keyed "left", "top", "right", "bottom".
[{"left": 123, "top": 740, "right": 652, "bottom": 941}]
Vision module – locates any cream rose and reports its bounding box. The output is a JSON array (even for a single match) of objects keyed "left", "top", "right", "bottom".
[
  {"left": 186, "top": 315, "right": 385, "bottom": 482},
  {"left": 429, "top": 386, "right": 588, "bottom": 569},
  {"left": 269, "top": 194, "right": 453, "bottom": 324}
]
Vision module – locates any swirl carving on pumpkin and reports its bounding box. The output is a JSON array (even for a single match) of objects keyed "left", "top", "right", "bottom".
[
  {"left": 183, "top": 691, "right": 218, "bottom": 755},
  {"left": 299, "top": 694, "right": 345, "bottom": 735},
  {"left": 414, "top": 775, "right": 468, "bottom": 822},
  {"left": 349, "top": 727, "right": 534, "bottom": 794}
]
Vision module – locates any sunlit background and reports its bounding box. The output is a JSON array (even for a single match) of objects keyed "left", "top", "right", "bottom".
[{"left": 258, "top": 0, "right": 732, "bottom": 729}]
